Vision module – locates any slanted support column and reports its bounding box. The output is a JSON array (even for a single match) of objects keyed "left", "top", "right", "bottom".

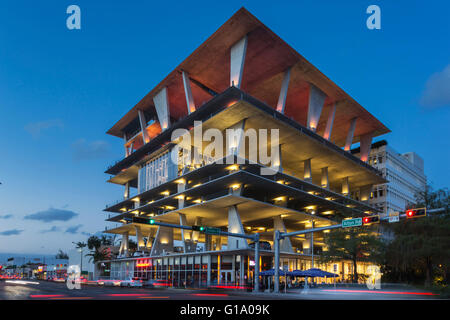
[
  {"left": 123, "top": 133, "right": 129, "bottom": 157},
  {"left": 307, "top": 84, "right": 327, "bottom": 132},
  {"left": 119, "top": 232, "right": 129, "bottom": 257},
  {"left": 179, "top": 213, "right": 196, "bottom": 253},
  {"left": 153, "top": 87, "right": 171, "bottom": 130},
  {"left": 273, "top": 215, "right": 294, "bottom": 253},
  {"left": 227, "top": 205, "right": 248, "bottom": 250},
  {"left": 230, "top": 36, "right": 248, "bottom": 88},
  {"left": 150, "top": 226, "right": 174, "bottom": 256},
  {"left": 304, "top": 159, "right": 312, "bottom": 183},
  {"left": 344, "top": 117, "right": 357, "bottom": 151},
  {"left": 321, "top": 167, "right": 329, "bottom": 189},
  {"left": 360, "top": 184, "right": 373, "bottom": 202},
  {"left": 177, "top": 181, "right": 186, "bottom": 209},
  {"left": 342, "top": 177, "right": 350, "bottom": 196},
  {"left": 138, "top": 109, "right": 150, "bottom": 144},
  {"left": 123, "top": 182, "right": 130, "bottom": 199},
  {"left": 272, "top": 144, "right": 283, "bottom": 173},
  {"left": 182, "top": 71, "right": 196, "bottom": 114},
  {"left": 276, "top": 68, "right": 291, "bottom": 113},
  {"left": 146, "top": 229, "right": 156, "bottom": 249},
  {"left": 134, "top": 225, "right": 145, "bottom": 251},
  {"left": 192, "top": 217, "right": 203, "bottom": 242},
  {"left": 359, "top": 132, "right": 373, "bottom": 162},
  {"left": 323, "top": 103, "right": 336, "bottom": 140},
  {"left": 226, "top": 119, "right": 246, "bottom": 159}
]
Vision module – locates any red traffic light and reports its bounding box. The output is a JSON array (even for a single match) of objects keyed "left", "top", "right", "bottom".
[
  {"left": 363, "top": 215, "right": 380, "bottom": 225},
  {"left": 406, "top": 208, "right": 426, "bottom": 218}
]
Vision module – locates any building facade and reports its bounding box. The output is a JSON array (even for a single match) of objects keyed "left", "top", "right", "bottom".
[
  {"left": 352, "top": 140, "right": 427, "bottom": 216},
  {"left": 101, "top": 8, "right": 390, "bottom": 287}
]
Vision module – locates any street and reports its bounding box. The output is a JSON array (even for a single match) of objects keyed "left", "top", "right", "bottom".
[{"left": 0, "top": 280, "right": 442, "bottom": 300}]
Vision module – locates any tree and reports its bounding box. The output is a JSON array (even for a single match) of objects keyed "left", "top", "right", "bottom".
[
  {"left": 87, "top": 236, "right": 102, "bottom": 251},
  {"left": 320, "top": 226, "right": 384, "bottom": 283},
  {"left": 55, "top": 249, "right": 69, "bottom": 260},
  {"left": 383, "top": 186, "right": 450, "bottom": 287},
  {"left": 86, "top": 248, "right": 109, "bottom": 263}
]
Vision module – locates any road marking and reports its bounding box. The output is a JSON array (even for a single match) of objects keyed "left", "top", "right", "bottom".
[{"left": 138, "top": 296, "right": 169, "bottom": 299}]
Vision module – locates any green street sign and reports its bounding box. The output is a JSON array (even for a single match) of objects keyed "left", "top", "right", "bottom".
[
  {"left": 342, "top": 218, "right": 362, "bottom": 228},
  {"left": 204, "top": 227, "right": 221, "bottom": 235}
]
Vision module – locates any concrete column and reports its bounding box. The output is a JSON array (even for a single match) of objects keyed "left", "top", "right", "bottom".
[
  {"left": 150, "top": 226, "right": 174, "bottom": 256},
  {"left": 179, "top": 213, "right": 196, "bottom": 253},
  {"left": 344, "top": 117, "right": 357, "bottom": 151},
  {"left": 304, "top": 159, "right": 312, "bottom": 183},
  {"left": 134, "top": 225, "right": 145, "bottom": 250},
  {"left": 321, "top": 167, "right": 329, "bottom": 189},
  {"left": 272, "top": 144, "right": 283, "bottom": 173},
  {"left": 323, "top": 103, "right": 336, "bottom": 140},
  {"left": 206, "top": 255, "right": 211, "bottom": 286},
  {"left": 191, "top": 216, "right": 203, "bottom": 242},
  {"left": 177, "top": 182, "right": 186, "bottom": 209},
  {"left": 182, "top": 71, "right": 196, "bottom": 114},
  {"left": 307, "top": 84, "right": 327, "bottom": 132},
  {"left": 230, "top": 36, "right": 248, "bottom": 88},
  {"left": 227, "top": 205, "right": 248, "bottom": 250},
  {"left": 276, "top": 68, "right": 291, "bottom": 114},
  {"left": 226, "top": 119, "right": 246, "bottom": 157},
  {"left": 123, "top": 133, "right": 129, "bottom": 157},
  {"left": 342, "top": 177, "right": 350, "bottom": 196},
  {"left": 153, "top": 87, "right": 171, "bottom": 130},
  {"left": 124, "top": 182, "right": 130, "bottom": 199},
  {"left": 138, "top": 109, "right": 150, "bottom": 144},
  {"left": 146, "top": 229, "right": 156, "bottom": 249},
  {"left": 119, "top": 232, "right": 129, "bottom": 257},
  {"left": 360, "top": 184, "right": 373, "bottom": 202},
  {"left": 359, "top": 132, "right": 373, "bottom": 162},
  {"left": 273, "top": 215, "right": 294, "bottom": 253}
]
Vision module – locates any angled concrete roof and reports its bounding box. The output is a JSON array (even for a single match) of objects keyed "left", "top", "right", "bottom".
[{"left": 107, "top": 7, "right": 389, "bottom": 146}]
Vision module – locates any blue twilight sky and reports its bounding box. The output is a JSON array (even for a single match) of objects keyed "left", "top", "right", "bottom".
[{"left": 0, "top": 0, "right": 449, "bottom": 256}]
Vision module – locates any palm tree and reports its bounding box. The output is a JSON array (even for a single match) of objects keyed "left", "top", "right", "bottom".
[
  {"left": 73, "top": 241, "right": 87, "bottom": 273},
  {"left": 86, "top": 248, "right": 109, "bottom": 263}
]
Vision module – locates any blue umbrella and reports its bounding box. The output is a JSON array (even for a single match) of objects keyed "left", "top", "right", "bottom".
[{"left": 302, "top": 268, "right": 338, "bottom": 278}]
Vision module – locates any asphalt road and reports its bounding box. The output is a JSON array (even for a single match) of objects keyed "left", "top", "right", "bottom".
[{"left": 0, "top": 280, "right": 442, "bottom": 300}]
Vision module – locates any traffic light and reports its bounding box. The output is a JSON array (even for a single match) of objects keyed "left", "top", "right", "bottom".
[
  {"left": 132, "top": 217, "right": 156, "bottom": 225},
  {"left": 363, "top": 215, "right": 380, "bottom": 225},
  {"left": 192, "top": 225, "right": 205, "bottom": 232},
  {"left": 406, "top": 208, "right": 426, "bottom": 219}
]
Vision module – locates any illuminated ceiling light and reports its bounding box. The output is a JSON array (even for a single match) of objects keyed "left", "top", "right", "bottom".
[
  {"left": 131, "top": 197, "right": 140, "bottom": 202},
  {"left": 192, "top": 183, "right": 202, "bottom": 188},
  {"left": 175, "top": 195, "right": 185, "bottom": 200},
  {"left": 276, "top": 180, "right": 285, "bottom": 184},
  {"left": 364, "top": 211, "right": 371, "bottom": 214},
  {"left": 230, "top": 184, "right": 241, "bottom": 190},
  {"left": 280, "top": 214, "right": 289, "bottom": 218},
  {"left": 273, "top": 196, "right": 286, "bottom": 201},
  {"left": 323, "top": 230, "right": 330, "bottom": 233},
  {"left": 165, "top": 205, "right": 175, "bottom": 210},
  {"left": 120, "top": 208, "right": 127, "bottom": 212},
  {"left": 175, "top": 178, "right": 186, "bottom": 184},
  {"left": 305, "top": 205, "right": 316, "bottom": 210},
  {"left": 311, "top": 210, "right": 316, "bottom": 215},
  {"left": 161, "top": 191, "right": 170, "bottom": 196},
  {"left": 325, "top": 197, "right": 333, "bottom": 201},
  {"left": 192, "top": 199, "right": 202, "bottom": 204},
  {"left": 226, "top": 164, "right": 239, "bottom": 171},
  {"left": 258, "top": 227, "right": 265, "bottom": 231},
  {"left": 147, "top": 200, "right": 154, "bottom": 204},
  {"left": 131, "top": 210, "right": 139, "bottom": 215},
  {"left": 322, "top": 210, "right": 334, "bottom": 215},
  {"left": 307, "top": 191, "right": 315, "bottom": 195}
]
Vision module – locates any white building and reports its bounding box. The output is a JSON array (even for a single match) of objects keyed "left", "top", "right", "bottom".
[{"left": 352, "top": 140, "right": 427, "bottom": 216}]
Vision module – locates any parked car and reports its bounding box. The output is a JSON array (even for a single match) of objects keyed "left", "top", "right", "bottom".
[{"left": 120, "top": 277, "right": 143, "bottom": 287}]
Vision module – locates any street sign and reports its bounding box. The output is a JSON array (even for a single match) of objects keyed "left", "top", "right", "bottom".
[
  {"left": 342, "top": 217, "right": 362, "bottom": 228},
  {"left": 204, "top": 227, "right": 221, "bottom": 235},
  {"left": 388, "top": 212, "right": 400, "bottom": 223}
]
